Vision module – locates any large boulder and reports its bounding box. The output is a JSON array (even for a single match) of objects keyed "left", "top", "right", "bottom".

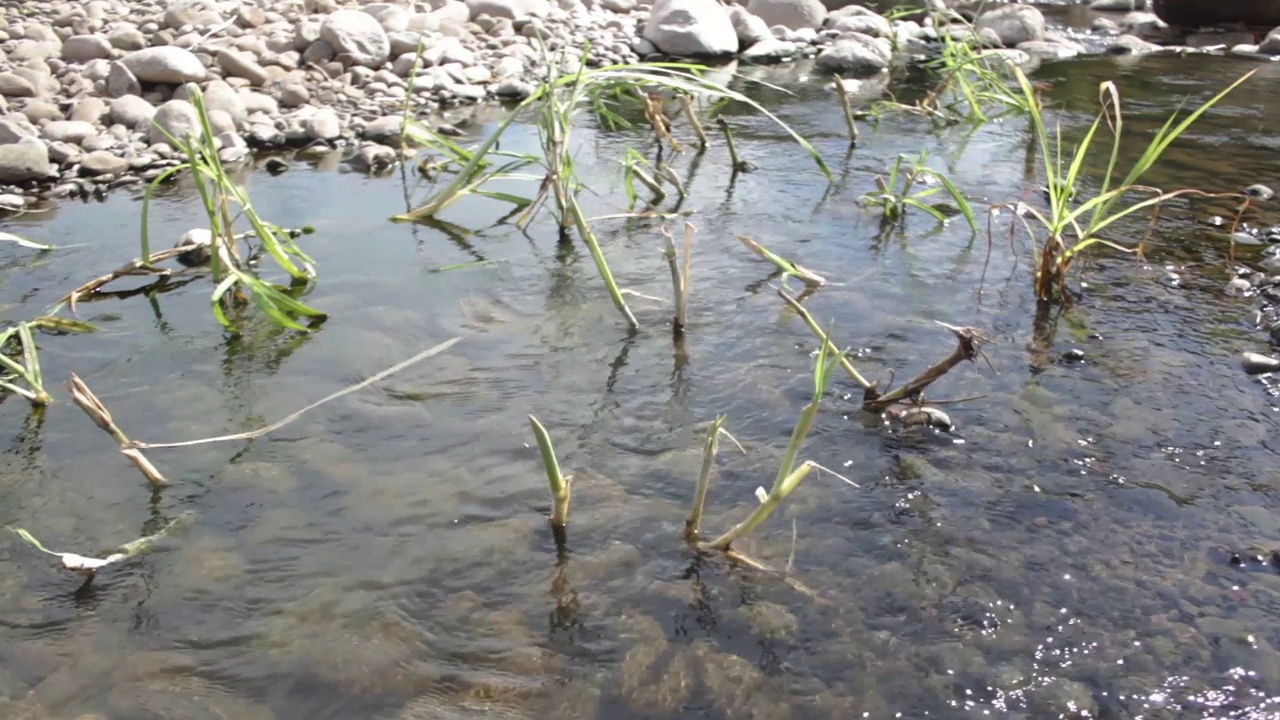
[
  {"left": 747, "top": 0, "right": 827, "bottom": 30},
  {"left": 0, "top": 139, "right": 52, "bottom": 182},
  {"left": 643, "top": 0, "right": 739, "bottom": 56},
  {"left": 820, "top": 0, "right": 939, "bottom": 12},
  {"left": 825, "top": 5, "right": 892, "bottom": 37},
  {"left": 320, "top": 9, "right": 392, "bottom": 67},
  {"left": 814, "top": 32, "right": 891, "bottom": 75},
  {"left": 1153, "top": 0, "right": 1280, "bottom": 26},
  {"left": 974, "top": 4, "right": 1045, "bottom": 46},
  {"left": 729, "top": 5, "right": 774, "bottom": 48},
  {"left": 465, "top": 0, "right": 550, "bottom": 19},
  {"left": 121, "top": 46, "right": 207, "bottom": 84}
]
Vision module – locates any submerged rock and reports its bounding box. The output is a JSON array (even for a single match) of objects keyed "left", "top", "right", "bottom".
[{"left": 1241, "top": 351, "right": 1280, "bottom": 375}]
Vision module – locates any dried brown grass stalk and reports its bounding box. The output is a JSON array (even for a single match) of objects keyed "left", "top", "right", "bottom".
[
  {"left": 55, "top": 247, "right": 191, "bottom": 315},
  {"left": 129, "top": 337, "right": 460, "bottom": 450},
  {"left": 66, "top": 374, "right": 167, "bottom": 488}
]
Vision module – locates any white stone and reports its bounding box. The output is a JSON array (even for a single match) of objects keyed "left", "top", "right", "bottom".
[
  {"left": 149, "top": 99, "right": 201, "bottom": 147},
  {"left": 814, "top": 32, "right": 890, "bottom": 75},
  {"left": 729, "top": 5, "right": 772, "bottom": 48},
  {"left": 121, "top": 46, "right": 207, "bottom": 84},
  {"left": 61, "top": 34, "right": 113, "bottom": 62},
  {"left": 42, "top": 120, "right": 98, "bottom": 144},
  {"left": 974, "top": 4, "right": 1045, "bottom": 47},
  {"left": 320, "top": 9, "right": 392, "bottom": 67},
  {"left": 747, "top": 0, "right": 826, "bottom": 31},
  {"left": 0, "top": 139, "right": 52, "bottom": 181},
  {"left": 305, "top": 107, "right": 341, "bottom": 140},
  {"left": 643, "top": 0, "right": 738, "bottom": 56},
  {"left": 109, "top": 94, "right": 157, "bottom": 127}
]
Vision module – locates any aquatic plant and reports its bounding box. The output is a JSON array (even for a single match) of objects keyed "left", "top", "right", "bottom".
[
  {"left": 860, "top": 151, "right": 978, "bottom": 234},
  {"left": 738, "top": 236, "right": 828, "bottom": 288},
  {"left": 707, "top": 335, "right": 851, "bottom": 551},
  {"left": 9, "top": 512, "right": 192, "bottom": 581},
  {"left": 1009, "top": 66, "right": 1254, "bottom": 302},
  {"left": 778, "top": 289, "right": 989, "bottom": 413},
  {"left": 142, "top": 88, "right": 326, "bottom": 331},
  {"left": 67, "top": 373, "right": 168, "bottom": 487},
  {"left": 833, "top": 76, "right": 859, "bottom": 145},
  {"left": 395, "top": 47, "right": 829, "bottom": 330},
  {"left": 528, "top": 415, "right": 571, "bottom": 534},
  {"left": 661, "top": 222, "right": 694, "bottom": 332},
  {"left": 871, "top": 31, "right": 1037, "bottom": 125},
  {"left": 0, "top": 322, "right": 51, "bottom": 406},
  {"left": 0, "top": 231, "right": 56, "bottom": 250}
]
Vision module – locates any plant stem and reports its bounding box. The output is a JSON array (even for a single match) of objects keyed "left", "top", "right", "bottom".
[
  {"left": 685, "top": 416, "right": 724, "bottom": 541},
  {"left": 681, "top": 94, "right": 708, "bottom": 150},
  {"left": 528, "top": 414, "right": 571, "bottom": 529},
  {"left": 708, "top": 461, "right": 814, "bottom": 550},
  {"left": 834, "top": 76, "right": 858, "bottom": 144},
  {"left": 777, "top": 289, "right": 874, "bottom": 391},
  {"left": 568, "top": 194, "right": 638, "bottom": 330}
]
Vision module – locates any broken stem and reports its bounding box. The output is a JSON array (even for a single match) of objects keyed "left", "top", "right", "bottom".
[
  {"left": 863, "top": 323, "right": 985, "bottom": 411},
  {"left": 834, "top": 76, "right": 858, "bottom": 144},
  {"left": 777, "top": 289, "right": 873, "bottom": 391},
  {"left": 681, "top": 94, "right": 708, "bottom": 150},
  {"left": 685, "top": 415, "right": 725, "bottom": 541},
  {"left": 66, "top": 373, "right": 167, "bottom": 487}
]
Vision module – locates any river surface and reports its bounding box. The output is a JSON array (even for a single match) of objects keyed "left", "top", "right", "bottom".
[{"left": 1, "top": 49, "right": 1279, "bottom": 720}]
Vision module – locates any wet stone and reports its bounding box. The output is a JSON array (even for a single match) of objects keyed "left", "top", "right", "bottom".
[{"left": 1244, "top": 183, "right": 1275, "bottom": 201}]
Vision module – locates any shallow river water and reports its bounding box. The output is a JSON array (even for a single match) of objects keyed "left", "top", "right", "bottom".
[{"left": 1, "top": 50, "right": 1280, "bottom": 720}]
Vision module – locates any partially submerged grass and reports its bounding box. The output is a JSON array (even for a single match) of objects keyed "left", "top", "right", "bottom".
[
  {"left": 1009, "top": 66, "right": 1254, "bottom": 302},
  {"left": 0, "top": 322, "right": 51, "bottom": 406},
  {"left": 738, "top": 236, "right": 828, "bottom": 288},
  {"left": 871, "top": 31, "right": 1037, "bottom": 125},
  {"left": 528, "top": 414, "right": 571, "bottom": 533},
  {"left": 707, "top": 335, "right": 851, "bottom": 551},
  {"left": 10, "top": 512, "right": 193, "bottom": 580},
  {"left": 661, "top": 222, "right": 695, "bottom": 332},
  {"left": 394, "top": 49, "right": 829, "bottom": 329},
  {"left": 143, "top": 88, "right": 325, "bottom": 331},
  {"left": 861, "top": 151, "right": 977, "bottom": 234}
]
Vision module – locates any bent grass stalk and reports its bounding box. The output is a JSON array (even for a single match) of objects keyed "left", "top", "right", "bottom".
[
  {"left": 66, "top": 373, "right": 167, "bottom": 487},
  {"left": 0, "top": 322, "right": 51, "bottom": 406},
  {"left": 1011, "top": 66, "right": 1255, "bottom": 301},
  {"left": 707, "top": 334, "right": 842, "bottom": 551},
  {"left": 738, "top": 236, "right": 827, "bottom": 288},
  {"left": 10, "top": 512, "right": 193, "bottom": 578},
  {"left": 529, "top": 414, "right": 571, "bottom": 530}
]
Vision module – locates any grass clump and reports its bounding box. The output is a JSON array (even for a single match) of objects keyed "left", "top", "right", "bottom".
[
  {"left": 1009, "top": 66, "right": 1254, "bottom": 302},
  {"left": 0, "top": 322, "right": 51, "bottom": 406},
  {"left": 143, "top": 88, "right": 326, "bottom": 332},
  {"left": 395, "top": 46, "right": 830, "bottom": 330},
  {"left": 861, "top": 151, "right": 977, "bottom": 234}
]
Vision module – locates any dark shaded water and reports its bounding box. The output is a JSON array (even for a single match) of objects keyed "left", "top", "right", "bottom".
[{"left": 1, "top": 52, "right": 1280, "bottom": 719}]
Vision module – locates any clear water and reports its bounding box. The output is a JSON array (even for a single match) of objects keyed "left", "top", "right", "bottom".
[{"left": 2, "top": 52, "right": 1280, "bottom": 719}]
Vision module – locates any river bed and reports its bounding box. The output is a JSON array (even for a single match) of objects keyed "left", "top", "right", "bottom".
[{"left": 1, "top": 51, "right": 1279, "bottom": 719}]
